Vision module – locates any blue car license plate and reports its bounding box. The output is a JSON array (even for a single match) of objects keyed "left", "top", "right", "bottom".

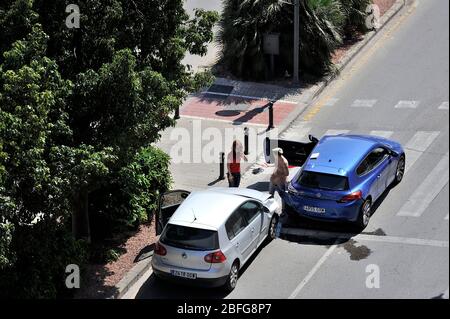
[{"left": 303, "top": 205, "right": 326, "bottom": 214}]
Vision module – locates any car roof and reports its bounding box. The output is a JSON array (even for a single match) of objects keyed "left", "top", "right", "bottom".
[
  {"left": 168, "top": 189, "right": 256, "bottom": 230},
  {"left": 304, "top": 135, "right": 378, "bottom": 176}
]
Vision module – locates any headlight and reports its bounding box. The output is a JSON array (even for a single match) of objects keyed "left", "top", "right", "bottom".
[{"left": 287, "top": 182, "right": 299, "bottom": 194}]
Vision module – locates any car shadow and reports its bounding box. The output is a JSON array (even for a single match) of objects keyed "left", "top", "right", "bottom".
[
  {"left": 134, "top": 241, "right": 271, "bottom": 299},
  {"left": 278, "top": 186, "right": 394, "bottom": 246},
  {"left": 134, "top": 273, "right": 229, "bottom": 299}
]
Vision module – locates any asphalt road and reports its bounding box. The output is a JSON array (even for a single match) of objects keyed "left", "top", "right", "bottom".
[{"left": 125, "top": 0, "right": 449, "bottom": 299}]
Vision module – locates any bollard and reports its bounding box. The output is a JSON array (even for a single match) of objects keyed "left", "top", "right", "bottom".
[
  {"left": 174, "top": 106, "right": 180, "bottom": 120},
  {"left": 219, "top": 152, "right": 225, "bottom": 180},
  {"left": 268, "top": 101, "right": 275, "bottom": 130},
  {"left": 244, "top": 127, "right": 249, "bottom": 156}
]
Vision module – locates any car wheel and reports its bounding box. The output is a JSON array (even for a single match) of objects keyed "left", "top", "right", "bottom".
[
  {"left": 268, "top": 215, "right": 279, "bottom": 241},
  {"left": 393, "top": 155, "right": 406, "bottom": 185},
  {"left": 224, "top": 261, "right": 239, "bottom": 292},
  {"left": 356, "top": 199, "right": 372, "bottom": 230}
]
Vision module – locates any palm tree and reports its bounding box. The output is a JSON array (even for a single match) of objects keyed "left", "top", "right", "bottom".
[{"left": 218, "top": 0, "right": 371, "bottom": 81}]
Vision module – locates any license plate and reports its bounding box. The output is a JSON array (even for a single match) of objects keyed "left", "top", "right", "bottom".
[
  {"left": 170, "top": 270, "right": 197, "bottom": 279},
  {"left": 303, "top": 205, "right": 326, "bottom": 214}
]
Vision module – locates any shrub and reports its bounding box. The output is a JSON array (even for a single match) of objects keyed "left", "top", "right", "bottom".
[
  {"left": 88, "top": 146, "right": 172, "bottom": 241},
  {"left": 0, "top": 221, "right": 89, "bottom": 299}
]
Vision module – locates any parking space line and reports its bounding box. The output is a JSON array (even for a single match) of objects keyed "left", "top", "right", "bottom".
[
  {"left": 370, "top": 130, "right": 394, "bottom": 138},
  {"left": 438, "top": 102, "right": 449, "bottom": 110},
  {"left": 282, "top": 228, "right": 449, "bottom": 248},
  {"left": 324, "top": 130, "right": 351, "bottom": 136},
  {"left": 398, "top": 152, "right": 449, "bottom": 217},
  {"left": 288, "top": 242, "right": 339, "bottom": 299},
  {"left": 394, "top": 100, "right": 420, "bottom": 109},
  {"left": 404, "top": 131, "right": 440, "bottom": 172},
  {"left": 351, "top": 99, "right": 378, "bottom": 108},
  {"left": 323, "top": 98, "right": 340, "bottom": 106}
]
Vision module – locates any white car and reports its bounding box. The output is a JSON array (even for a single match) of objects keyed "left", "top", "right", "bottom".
[{"left": 152, "top": 187, "right": 280, "bottom": 292}]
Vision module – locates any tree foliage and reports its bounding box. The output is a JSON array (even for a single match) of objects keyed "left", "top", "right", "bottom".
[
  {"left": 219, "top": 0, "right": 372, "bottom": 80},
  {"left": 0, "top": 0, "right": 218, "bottom": 298}
]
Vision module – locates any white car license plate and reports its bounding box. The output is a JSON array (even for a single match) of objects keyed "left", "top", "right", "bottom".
[
  {"left": 170, "top": 270, "right": 197, "bottom": 279},
  {"left": 303, "top": 205, "right": 326, "bottom": 214}
]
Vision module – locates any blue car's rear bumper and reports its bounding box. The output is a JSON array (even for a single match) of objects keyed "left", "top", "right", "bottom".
[{"left": 282, "top": 192, "right": 363, "bottom": 223}]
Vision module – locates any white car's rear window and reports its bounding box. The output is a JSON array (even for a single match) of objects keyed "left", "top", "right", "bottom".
[{"left": 161, "top": 224, "right": 219, "bottom": 251}]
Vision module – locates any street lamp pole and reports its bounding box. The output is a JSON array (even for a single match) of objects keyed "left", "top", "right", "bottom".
[{"left": 293, "top": 0, "right": 300, "bottom": 83}]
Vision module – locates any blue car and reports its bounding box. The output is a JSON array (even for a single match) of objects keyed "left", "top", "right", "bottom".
[{"left": 265, "top": 134, "right": 405, "bottom": 229}]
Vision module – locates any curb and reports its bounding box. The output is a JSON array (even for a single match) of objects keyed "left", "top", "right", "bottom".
[
  {"left": 114, "top": 252, "right": 153, "bottom": 299},
  {"left": 113, "top": 0, "right": 407, "bottom": 300},
  {"left": 277, "top": 0, "right": 406, "bottom": 136}
]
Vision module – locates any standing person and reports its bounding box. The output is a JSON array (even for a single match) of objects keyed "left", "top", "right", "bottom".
[
  {"left": 227, "top": 140, "right": 247, "bottom": 188},
  {"left": 269, "top": 148, "right": 289, "bottom": 196}
]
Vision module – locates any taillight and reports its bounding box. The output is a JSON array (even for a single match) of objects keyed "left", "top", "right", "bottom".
[
  {"left": 155, "top": 241, "right": 167, "bottom": 256},
  {"left": 204, "top": 251, "right": 227, "bottom": 263},
  {"left": 339, "top": 190, "right": 362, "bottom": 203}
]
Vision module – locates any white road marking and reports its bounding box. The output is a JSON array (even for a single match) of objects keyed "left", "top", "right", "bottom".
[
  {"left": 404, "top": 131, "right": 440, "bottom": 172},
  {"left": 323, "top": 98, "right": 339, "bottom": 106},
  {"left": 370, "top": 130, "right": 394, "bottom": 139},
  {"left": 200, "top": 91, "right": 298, "bottom": 105},
  {"left": 282, "top": 228, "right": 449, "bottom": 248},
  {"left": 351, "top": 99, "right": 377, "bottom": 108},
  {"left": 438, "top": 102, "right": 449, "bottom": 110},
  {"left": 324, "top": 129, "right": 351, "bottom": 136},
  {"left": 444, "top": 288, "right": 449, "bottom": 299},
  {"left": 445, "top": 214, "right": 449, "bottom": 221},
  {"left": 288, "top": 243, "right": 339, "bottom": 299},
  {"left": 395, "top": 100, "right": 420, "bottom": 109},
  {"left": 398, "top": 152, "right": 449, "bottom": 217}
]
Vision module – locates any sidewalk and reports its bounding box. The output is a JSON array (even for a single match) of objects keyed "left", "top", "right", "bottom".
[{"left": 156, "top": 79, "right": 320, "bottom": 190}]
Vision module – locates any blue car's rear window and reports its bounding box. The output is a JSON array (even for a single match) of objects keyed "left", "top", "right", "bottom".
[{"left": 297, "top": 171, "right": 349, "bottom": 191}]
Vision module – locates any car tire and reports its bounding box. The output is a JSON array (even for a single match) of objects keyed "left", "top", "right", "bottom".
[
  {"left": 355, "top": 199, "right": 372, "bottom": 230},
  {"left": 224, "top": 261, "right": 240, "bottom": 293},
  {"left": 393, "top": 154, "right": 406, "bottom": 185},
  {"left": 267, "top": 215, "right": 279, "bottom": 242}
]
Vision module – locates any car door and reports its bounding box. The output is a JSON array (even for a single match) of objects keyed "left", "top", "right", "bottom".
[
  {"left": 364, "top": 148, "right": 390, "bottom": 200},
  {"left": 264, "top": 135, "right": 318, "bottom": 167},
  {"left": 155, "top": 190, "right": 190, "bottom": 236},
  {"left": 225, "top": 207, "right": 253, "bottom": 263},
  {"left": 240, "top": 201, "right": 264, "bottom": 251}
]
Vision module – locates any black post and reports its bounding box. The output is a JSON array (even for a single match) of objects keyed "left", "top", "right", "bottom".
[
  {"left": 219, "top": 152, "right": 225, "bottom": 180},
  {"left": 174, "top": 106, "right": 180, "bottom": 120},
  {"left": 244, "top": 127, "right": 249, "bottom": 156},
  {"left": 268, "top": 101, "right": 275, "bottom": 130}
]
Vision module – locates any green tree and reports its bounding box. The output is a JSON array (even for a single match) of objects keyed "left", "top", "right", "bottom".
[
  {"left": 0, "top": 0, "right": 218, "bottom": 297},
  {"left": 219, "top": 0, "right": 371, "bottom": 80}
]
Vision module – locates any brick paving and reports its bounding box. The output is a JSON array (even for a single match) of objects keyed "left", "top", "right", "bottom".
[{"left": 181, "top": 95, "right": 298, "bottom": 126}]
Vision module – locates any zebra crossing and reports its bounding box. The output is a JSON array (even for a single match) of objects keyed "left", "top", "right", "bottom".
[
  {"left": 280, "top": 124, "right": 449, "bottom": 222},
  {"left": 321, "top": 98, "right": 448, "bottom": 110}
]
